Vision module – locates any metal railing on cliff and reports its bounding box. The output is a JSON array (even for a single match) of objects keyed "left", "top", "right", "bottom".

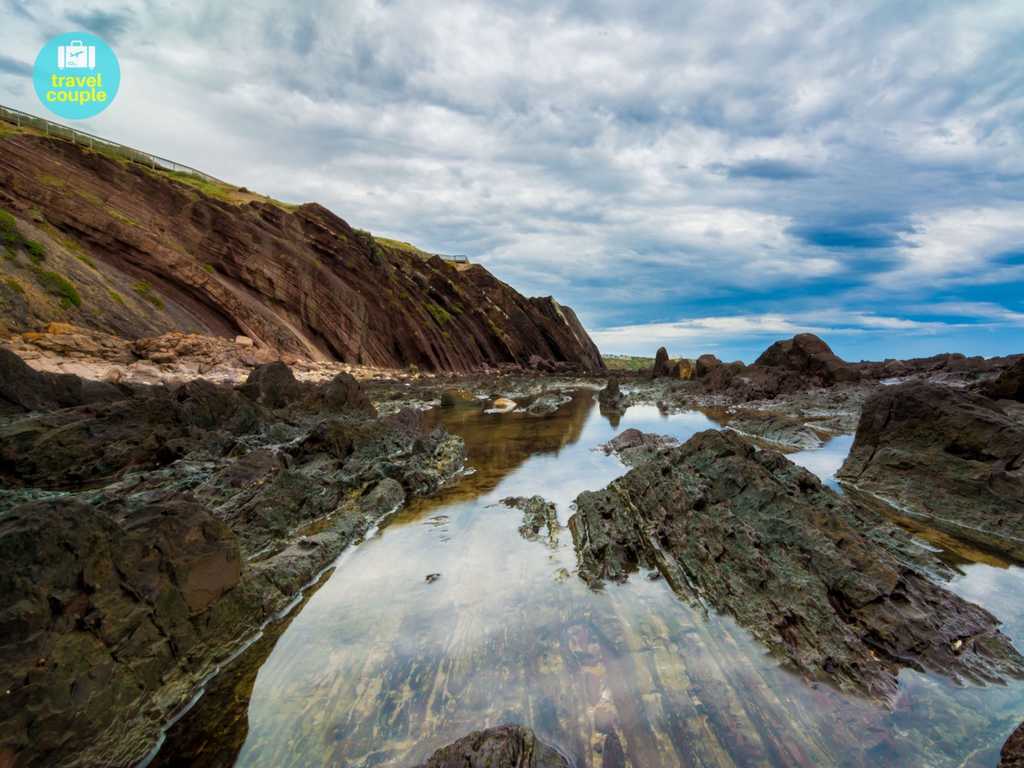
[{"left": 0, "top": 102, "right": 226, "bottom": 184}]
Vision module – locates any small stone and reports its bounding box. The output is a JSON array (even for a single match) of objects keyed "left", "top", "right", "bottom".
[
  {"left": 425, "top": 573, "right": 441, "bottom": 583},
  {"left": 235, "top": 335, "right": 254, "bottom": 347}
]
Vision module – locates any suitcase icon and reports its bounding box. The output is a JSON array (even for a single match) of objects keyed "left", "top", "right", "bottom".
[{"left": 57, "top": 41, "right": 96, "bottom": 70}]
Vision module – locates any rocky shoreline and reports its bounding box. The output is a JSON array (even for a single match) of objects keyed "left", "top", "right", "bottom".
[{"left": 3, "top": 328, "right": 1024, "bottom": 766}]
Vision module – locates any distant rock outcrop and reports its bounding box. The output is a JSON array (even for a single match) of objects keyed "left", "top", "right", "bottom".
[
  {"left": 651, "top": 346, "right": 672, "bottom": 378},
  {"left": 0, "top": 131, "right": 604, "bottom": 373},
  {"left": 702, "top": 334, "right": 859, "bottom": 400},
  {"left": 983, "top": 358, "right": 1024, "bottom": 402},
  {"left": 838, "top": 382, "right": 1024, "bottom": 561}
]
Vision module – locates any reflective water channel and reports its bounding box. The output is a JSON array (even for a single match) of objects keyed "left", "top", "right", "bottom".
[{"left": 153, "top": 391, "right": 1024, "bottom": 767}]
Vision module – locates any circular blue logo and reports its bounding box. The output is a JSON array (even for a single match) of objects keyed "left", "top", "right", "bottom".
[{"left": 33, "top": 32, "right": 120, "bottom": 120}]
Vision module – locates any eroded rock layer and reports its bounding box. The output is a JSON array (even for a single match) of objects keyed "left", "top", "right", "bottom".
[
  {"left": 569, "top": 429, "right": 1024, "bottom": 701},
  {"left": 837, "top": 382, "right": 1024, "bottom": 561},
  {"left": 0, "top": 131, "right": 603, "bottom": 373}
]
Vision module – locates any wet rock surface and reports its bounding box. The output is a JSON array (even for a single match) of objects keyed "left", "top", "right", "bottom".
[
  {"left": 838, "top": 381, "right": 1024, "bottom": 561},
  {"left": 414, "top": 725, "right": 569, "bottom": 768},
  {"left": 725, "top": 410, "right": 827, "bottom": 450},
  {"left": 0, "top": 357, "right": 465, "bottom": 767},
  {"left": 599, "top": 428, "right": 680, "bottom": 466},
  {"left": 1003, "top": 721, "right": 1024, "bottom": 768},
  {"left": 570, "top": 429, "right": 1024, "bottom": 701},
  {"left": 503, "top": 495, "right": 560, "bottom": 545}
]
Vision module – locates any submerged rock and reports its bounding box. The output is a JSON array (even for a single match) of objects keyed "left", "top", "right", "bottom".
[
  {"left": 838, "top": 382, "right": 1024, "bottom": 561},
  {"left": 569, "top": 429, "right": 1024, "bottom": 701},
  {"left": 726, "top": 411, "right": 827, "bottom": 450},
  {"left": 600, "top": 428, "right": 680, "bottom": 466},
  {"left": 440, "top": 387, "right": 476, "bottom": 407},
  {"left": 525, "top": 392, "right": 571, "bottom": 416},
  {"left": 597, "top": 377, "right": 627, "bottom": 410},
  {"left": 415, "top": 725, "right": 568, "bottom": 768},
  {"left": 503, "top": 495, "right": 560, "bottom": 545}
]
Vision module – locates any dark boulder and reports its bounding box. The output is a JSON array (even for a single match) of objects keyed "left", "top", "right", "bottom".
[
  {"left": 695, "top": 353, "right": 722, "bottom": 378},
  {"left": 570, "top": 429, "right": 1024, "bottom": 701},
  {"left": 240, "top": 361, "right": 302, "bottom": 409},
  {"left": 1003, "top": 721, "right": 1024, "bottom": 768},
  {"left": 984, "top": 358, "right": 1024, "bottom": 402},
  {"left": 0, "top": 347, "right": 125, "bottom": 413},
  {"left": 650, "top": 346, "right": 671, "bottom": 378},
  {"left": 754, "top": 333, "right": 860, "bottom": 385},
  {"left": 0, "top": 498, "right": 243, "bottom": 767},
  {"left": 415, "top": 725, "right": 568, "bottom": 768},
  {"left": 838, "top": 382, "right": 1024, "bottom": 561},
  {"left": 600, "top": 428, "right": 679, "bottom": 467},
  {"left": 314, "top": 371, "right": 376, "bottom": 415}
]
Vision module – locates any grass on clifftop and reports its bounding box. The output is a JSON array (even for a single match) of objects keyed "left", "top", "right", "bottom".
[
  {"left": 374, "top": 236, "right": 435, "bottom": 259},
  {"left": 158, "top": 169, "right": 297, "bottom": 212},
  {"left": 605, "top": 354, "right": 655, "bottom": 372}
]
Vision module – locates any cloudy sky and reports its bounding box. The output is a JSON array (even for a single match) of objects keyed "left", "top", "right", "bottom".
[{"left": 2, "top": 1, "right": 1023, "bottom": 361}]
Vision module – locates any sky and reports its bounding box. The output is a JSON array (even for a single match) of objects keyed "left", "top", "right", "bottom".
[{"left": 1, "top": 1, "right": 1023, "bottom": 362}]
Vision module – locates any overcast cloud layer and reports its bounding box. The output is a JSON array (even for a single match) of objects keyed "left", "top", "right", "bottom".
[{"left": 2, "top": 0, "right": 1023, "bottom": 361}]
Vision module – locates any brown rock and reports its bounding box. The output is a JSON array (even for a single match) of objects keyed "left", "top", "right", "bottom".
[
  {"left": 0, "top": 133, "right": 605, "bottom": 373},
  {"left": 695, "top": 353, "right": 722, "bottom": 378},
  {"left": 651, "top": 346, "right": 671, "bottom": 378},
  {"left": 570, "top": 429, "right": 1024, "bottom": 701},
  {"left": 754, "top": 333, "right": 860, "bottom": 385},
  {"left": 1002, "top": 721, "right": 1024, "bottom": 768},
  {"left": 668, "top": 358, "right": 694, "bottom": 379},
  {"left": 984, "top": 358, "right": 1024, "bottom": 402},
  {"left": 838, "top": 382, "right": 1024, "bottom": 561},
  {"left": 415, "top": 725, "right": 568, "bottom": 768}
]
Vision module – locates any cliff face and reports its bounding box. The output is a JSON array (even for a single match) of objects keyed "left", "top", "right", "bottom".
[{"left": 0, "top": 130, "right": 604, "bottom": 372}]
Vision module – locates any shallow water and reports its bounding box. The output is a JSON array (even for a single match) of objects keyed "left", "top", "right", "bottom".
[{"left": 154, "top": 391, "right": 1024, "bottom": 768}]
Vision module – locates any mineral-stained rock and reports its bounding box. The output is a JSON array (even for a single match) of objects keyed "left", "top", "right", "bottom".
[
  {"left": 668, "top": 359, "right": 692, "bottom": 379},
  {"left": 1003, "top": 721, "right": 1024, "bottom": 768},
  {"left": 600, "top": 428, "right": 680, "bottom": 466},
  {"left": 984, "top": 358, "right": 1024, "bottom": 403},
  {"left": 837, "top": 382, "right": 1024, "bottom": 561},
  {"left": 569, "top": 429, "right": 1024, "bottom": 701},
  {"left": 414, "top": 725, "right": 569, "bottom": 768},
  {"left": 651, "top": 346, "right": 671, "bottom": 378}
]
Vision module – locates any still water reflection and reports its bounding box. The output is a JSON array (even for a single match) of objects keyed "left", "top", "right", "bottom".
[{"left": 154, "top": 391, "right": 1024, "bottom": 768}]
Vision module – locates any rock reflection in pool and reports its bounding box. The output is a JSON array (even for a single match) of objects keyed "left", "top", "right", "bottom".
[{"left": 154, "top": 390, "right": 1024, "bottom": 768}]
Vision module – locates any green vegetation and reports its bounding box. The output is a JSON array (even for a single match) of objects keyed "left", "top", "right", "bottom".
[
  {"left": 25, "top": 240, "right": 45, "bottom": 263},
  {"left": 38, "top": 174, "right": 66, "bottom": 188},
  {"left": 75, "top": 252, "right": 97, "bottom": 269},
  {"left": 0, "top": 208, "right": 19, "bottom": 245},
  {"left": 3, "top": 277, "right": 24, "bottom": 294},
  {"left": 34, "top": 269, "right": 81, "bottom": 308},
  {"left": 604, "top": 354, "right": 655, "bottom": 372},
  {"left": 425, "top": 302, "right": 453, "bottom": 325},
  {"left": 156, "top": 169, "right": 297, "bottom": 212},
  {"left": 108, "top": 288, "right": 126, "bottom": 305},
  {"left": 374, "top": 236, "right": 434, "bottom": 259},
  {"left": 107, "top": 207, "right": 142, "bottom": 228},
  {"left": 203, "top": 262, "right": 216, "bottom": 273},
  {"left": 132, "top": 281, "right": 165, "bottom": 309}
]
